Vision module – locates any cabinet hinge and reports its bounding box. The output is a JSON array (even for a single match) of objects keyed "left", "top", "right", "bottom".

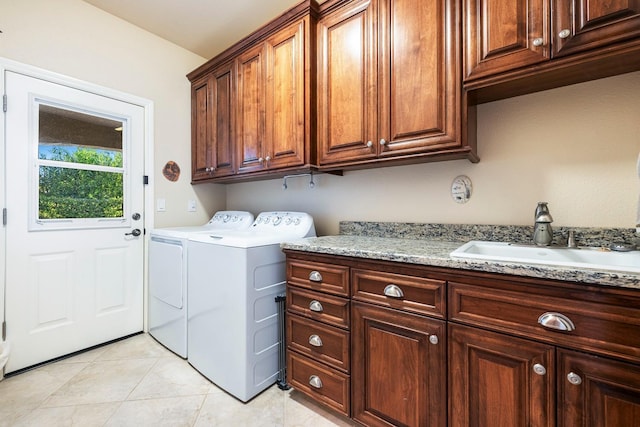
[
  {"left": 2, "top": 94, "right": 6, "bottom": 113},
  {"left": 2, "top": 321, "right": 5, "bottom": 341},
  {"left": 143, "top": 175, "right": 149, "bottom": 185},
  {"left": 2, "top": 208, "right": 6, "bottom": 226}
]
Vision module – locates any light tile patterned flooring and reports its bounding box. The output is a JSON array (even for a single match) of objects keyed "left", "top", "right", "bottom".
[{"left": 0, "top": 333, "right": 357, "bottom": 426}]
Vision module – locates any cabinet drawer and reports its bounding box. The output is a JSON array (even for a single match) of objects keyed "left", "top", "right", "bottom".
[
  {"left": 286, "top": 286, "right": 350, "bottom": 329},
  {"left": 352, "top": 269, "right": 446, "bottom": 318},
  {"left": 287, "top": 313, "right": 350, "bottom": 372},
  {"left": 449, "top": 281, "right": 640, "bottom": 363},
  {"left": 287, "top": 259, "right": 349, "bottom": 296},
  {"left": 287, "top": 351, "right": 350, "bottom": 416}
]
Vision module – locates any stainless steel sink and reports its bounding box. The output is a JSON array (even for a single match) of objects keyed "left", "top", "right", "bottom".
[{"left": 450, "top": 241, "right": 640, "bottom": 274}]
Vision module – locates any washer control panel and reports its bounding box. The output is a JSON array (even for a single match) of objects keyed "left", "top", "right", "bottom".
[
  {"left": 252, "top": 212, "right": 315, "bottom": 237},
  {"left": 207, "top": 211, "right": 254, "bottom": 229}
]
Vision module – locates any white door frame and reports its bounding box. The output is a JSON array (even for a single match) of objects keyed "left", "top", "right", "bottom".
[{"left": 0, "top": 57, "right": 155, "bottom": 340}]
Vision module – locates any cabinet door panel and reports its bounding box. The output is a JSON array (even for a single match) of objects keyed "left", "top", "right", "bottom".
[
  {"left": 209, "top": 62, "right": 235, "bottom": 177},
  {"left": 191, "top": 77, "right": 211, "bottom": 181},
  {"left": 449, "top": 323, "right": 555, "bottom": 427},
  {"left": 265, "top": 19, "right": 306, "bottom": 169},
  {"left": 558, "top": 349, "right": 640, "bottom": 426},
  {"left": 464, "top": 0, "right": 549, "bottom": 80},
  {"left": 352, "top": 301, "right": 446, "bottom": 427},
  {"left": 236, "top": 44, "right": 266, "bottom": 174},
  {"left": 317, "top": 0, "right": 377, "bottom": 165},
  {"left": 553, "top": 0, "right": 640, "bottom": 57},
  {"left": 379, "top": 0, "right": 460, "bottom": 153}
]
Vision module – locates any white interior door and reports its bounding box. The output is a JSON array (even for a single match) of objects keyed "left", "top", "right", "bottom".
[{"left": 4, "top": 71, "right": 144, "bottom": 373}]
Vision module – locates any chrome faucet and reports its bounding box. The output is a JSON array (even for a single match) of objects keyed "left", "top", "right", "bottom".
[{"left": 533, "top": 202, "right": 553, "bottom": 246}]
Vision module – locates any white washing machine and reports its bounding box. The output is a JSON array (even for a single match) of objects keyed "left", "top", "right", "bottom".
[
  {"left": 148, "top": 211, "right": 254, "bottom": 358},
  {"left": 187, "top": 211, "right": 315, "bottom": 402}
]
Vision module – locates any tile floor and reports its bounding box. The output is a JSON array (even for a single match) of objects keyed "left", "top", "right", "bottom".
[{"left": 0, "top": 333, "right": 357, "bottom": 426}]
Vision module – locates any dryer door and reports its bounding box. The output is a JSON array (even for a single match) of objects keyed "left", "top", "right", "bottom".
[{"left": 149, "top": 237, "right": 184, "bottom": 309}]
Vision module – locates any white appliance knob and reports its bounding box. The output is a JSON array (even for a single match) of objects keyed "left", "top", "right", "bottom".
[
  {"left": 285, "top": 217, "right": 292, "bottom": 225},
  {"left": 294, "top": 218, "right": 300, "bottom": 225}
]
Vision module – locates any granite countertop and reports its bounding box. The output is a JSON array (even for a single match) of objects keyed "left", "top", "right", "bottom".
[{"left": 281, "top": 222, "right": 640, "bottom": 290}]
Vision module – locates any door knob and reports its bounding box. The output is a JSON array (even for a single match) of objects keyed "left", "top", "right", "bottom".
[
  {"left": 132, "top": 213, "right": 141, "bottom": 220},
  {"left": 125, "top": 229, "right": 141, "bottom": 237}
]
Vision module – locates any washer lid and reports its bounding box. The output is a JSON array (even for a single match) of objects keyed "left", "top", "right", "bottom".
[{"left": 150, "top": 211, "right": 254, "bottom": 238}]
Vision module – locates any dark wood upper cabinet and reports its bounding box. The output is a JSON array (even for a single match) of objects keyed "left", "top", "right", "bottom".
[
  {"left": 317, "top": 0, "right": 478, "bottom": 169},
  {"left": 191, "top": 63, "right": 236, "bottom": 182},
  {"left": 188, "top": 0, "right": 317, "bottom": 183},
  {"left": 236, "top": 19, "right": 310, "bottom": 175},
  {"left": 464, "top": 0, "right": 640, "bottom": 103}
]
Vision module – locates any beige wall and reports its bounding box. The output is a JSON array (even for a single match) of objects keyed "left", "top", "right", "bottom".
[
  {"left": 0, "top": 0, "right": 226, "bottom": 228},
  {"left": 227, "top": 71, "right": 640, "bottom": 236}
]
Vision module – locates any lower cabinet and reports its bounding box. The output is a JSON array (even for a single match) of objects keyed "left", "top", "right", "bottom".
[
  {"left": 352, "top": 301, "right": 447, "bottom": 427},
  {"left": 449, "top": 324, "right": 640, "bottom": 427},
  {"left": 558, "top": 349, "right": 640, "bottom": 427},
  {"left": 449, "top": 323, "right": 556, "bottom": 427},
  {"left": 285, "top": 251, "right": 640, "bottom": 426}
]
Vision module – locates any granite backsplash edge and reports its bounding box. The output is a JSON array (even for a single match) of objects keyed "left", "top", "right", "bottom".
[{"left": 339, "top": 221, "right": 639, "bottom": 248}]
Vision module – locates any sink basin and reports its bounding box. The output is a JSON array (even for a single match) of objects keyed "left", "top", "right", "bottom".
[{"left": 451, "top": 241, "right": 640, "bottom": 274}]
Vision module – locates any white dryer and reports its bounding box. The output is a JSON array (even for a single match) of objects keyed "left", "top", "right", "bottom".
[
  {"left": 148, "top": 211, "right": 254, "bottom": 358},
  {"left": 187, "top": 211, "right": 315, "bottom": 402}
]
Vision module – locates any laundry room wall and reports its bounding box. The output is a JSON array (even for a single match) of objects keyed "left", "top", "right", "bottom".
[
  {"left": 226, "top": 71, "right": 640, "bottom": 236},
  {"left": 0, "top": 0, "right": 226, "bottom": 228}
]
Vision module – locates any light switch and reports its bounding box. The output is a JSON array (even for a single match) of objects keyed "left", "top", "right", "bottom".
[
  {"left": 188, "top": 200, "right": 197, "bottom": 212},
  {"left": 156, "top": 198, "right": 166, "bottom": 212}
]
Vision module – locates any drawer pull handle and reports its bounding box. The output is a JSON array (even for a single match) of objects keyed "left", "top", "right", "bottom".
[
  {"left": 567, "top": 372, "right": 582, "bottom": 385},
  {"left": 383, "top": 284, "right": 404, "bottom": 298},
  {"left": 308, "top": 334, "right": 323, "bottom": 347},
  {"left": 309, "top": 300, "right": 324, "bottom": 312},
  {"left": 533, "top": 363, "right": 547, "bottom": 376},
  {"left": 538, "top": 312, "right": 575, "bottom": 332},
  {"left": 309, "top": 375, "right": 323, "bottom": 389},
  {"left": 309, "top": 271, "right": 323, "bottom": 282}
]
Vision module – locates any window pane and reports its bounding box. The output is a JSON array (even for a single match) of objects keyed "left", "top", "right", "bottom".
[
  {"left": 38, "top": 105, "right": 123, "bottom": 167},
  {"left": 39, "top": 166, "right": 123, "bottom": 219}
]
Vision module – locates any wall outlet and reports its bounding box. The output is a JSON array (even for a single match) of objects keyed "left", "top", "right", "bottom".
[
  {"left": 156, "top": 198, "right": 166, "bottom": 212},
  {"left": 188, "top": 200, "right": 197, "bottom": 212}
]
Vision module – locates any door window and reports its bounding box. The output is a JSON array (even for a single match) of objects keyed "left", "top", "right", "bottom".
[{"left": 32, "top": 103, "right": 129, "bottom": 229}]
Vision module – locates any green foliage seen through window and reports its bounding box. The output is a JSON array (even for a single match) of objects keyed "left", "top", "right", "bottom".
[{"left": 39, "top": 147, "right": 124, "bottom": 219}]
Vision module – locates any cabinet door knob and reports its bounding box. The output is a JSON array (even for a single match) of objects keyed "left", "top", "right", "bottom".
[
  {"left": 533, "top": 363, "right": 547, "bottom": 376},
  {"left": 265, "top": 155, "right": 271, "bottom": 162},
  {"left": 308, "top": 334, "right": 323, "bottom": 347},
  {"left": 366, "top": 140, "right": 373, "bottom": 148},
  {"left": 532, "top": 37, "right": 544, "bottom": 47},
  {"left": 429, "top": 335, "right": 439, "bottom": 345},
  {"left": 379, "top": 138, "right": 387, "bottom": 146},
  {"left": 538, "top": 312, "right": 575, "bottom": 332},
  {"left": 558, "top": 29, "right": 571, "bottom": 39},
  {"left": 567, "top": 372, "right": 582, "bottom": 385},
  {"left": 383, "top": 284, "right": 404, "bottom": 298},
  {"left": 309, "top": 375, "right": 323, "bottom": 389},
  {"left": 258, "top": 157, "right": 264, "bottom": 163},
  {"left": 309, "top": 271, "right": 323, "bottom": 282},
  {"left": 309, "top": 300, "right": 324, "bottom": 312}
]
